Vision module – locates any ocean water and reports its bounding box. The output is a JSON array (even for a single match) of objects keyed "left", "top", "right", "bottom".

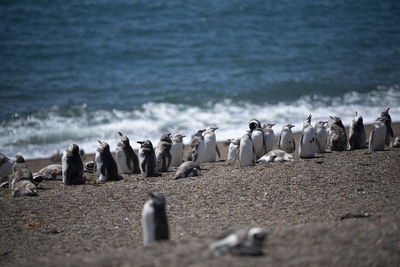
[{"left": 1, "top": 0, "right": 400, "bottom": 159}]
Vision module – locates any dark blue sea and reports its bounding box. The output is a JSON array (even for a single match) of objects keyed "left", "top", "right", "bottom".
[{"left": 1, "top": 0, "right": 400, "bottom": 158}]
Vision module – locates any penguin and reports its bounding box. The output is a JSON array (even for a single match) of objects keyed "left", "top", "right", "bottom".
[
  {"left": 185, "top": 129, "right": 206, "bottom": 164},
  {"left": 238, "top": 130, "right": 256, "bottom": 167},
  {"left": 227, "top": 138, "right": 240, "bottom": 160},
  {"left": 251, "top": 127, "right": 266, "bottom": 160},
  {"left": 173, "top": 161, "right": 201, "bottom": 180},
  {"left": 369, "top": 119, "right": 387, "bottom": 152},
  {"left": 278, "top": 124, "right": 296, "bottom": 153},
  {"left": 258, "top": 149, "right": 294, "bottom": 163},
  {"left": 95, "top": 140, "right": 120, "bottom": 182},
  {"left": 116, "top": 132, "right": 140, "bottom": 174},
  {"left": 348, "top": 112, "right": 367, "bottom": 150},
  {"left": 203, "top": 126, "right": 221, "bottom": 162},
  {"left": 391, "top": 134, "right": 400, "bottom": 148},
  {"left": 263, "top": 123, "right": 275, "bottom": 154},
  {"left": 84, "top": 161, "right": 96, "bottom": 173},
  {"left": 0, "top": 153, "right": 13, "bottom": 188},
  {"left": 11, "top": 155, "right": 42, "bottom": 186},
  {"left": 298, "top": 114, "right": 319, "bottom": 158},
  {"left": 155, "top": 133, "right": 172, "bottom": 172},
  {"left": 314, "top": 121, "right": 328, "bottom": 153},
  {"left": 50, "top": 150, "right": 63, "bottom": 163},
  {"left": 170, "top": 134, "right": 185, "bottom": 167},
  {"left": 142, "top": 192, "right": 169, "bottom": 245},
  {"left": 137, "top": 139, "right": 161, "bottom": 178},
  {"left": 248, "top": 119, "right": 261, "bottom": 131},
  {"left": 11, "top": 179, "right": 37, "bottom": 197},
  {"left": 328, "top": 116, "right": 347, "bottom": 151},
  {"left": 377, "top": 108, "right": 394, "bottom": 146},
  {"left": 62, "top": 144, "right": 85, "bottom": 185},
  {"left": 33, "top": 164, "right": 62, "bottom": 181},
  {"left": 209, "top": 227, "right": 267, "bottom": 256}
]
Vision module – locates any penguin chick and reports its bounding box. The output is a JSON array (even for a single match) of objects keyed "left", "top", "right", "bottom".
[
  {"left": 348, "top": 112, "right": 367, "bottom": 150},
  {"left": 95, "top": 141, "right": 120, "bottom": 182},
  {"left": 227, "top": 138, "right": 241, "bottom": 160},
  {"left": 156, "top": 133, "right": 172, "bottom": 172},
  {"left": 138, "top": 139, "right": 161, "bottom": 178},
  {"left": 203, "top": 126, "right": 220, "bottom": 162},
  {"left": 299, "top": 114, "right": 319, "bottom": 158},
  {"left": 170, "top": 134, "right": 186, "bottom": 167},
  {"left": 314, "top": 121, "right": 328, "bottom": 153},
  {"left": 173, "top": 161, "right": 201, "bottom": 180},
  {"left": 377, "top": 107, "right": 394, "bottom": 146},
  {"left": 209, "top": 227, "right": 267, "bottom": 256},
  {"left": 328, "top": 116, "right": 347, "bottom": 151},
  {"left": 142, "top": 192, "right": 169, "bottom": 245},
  {"left": 116, "top": 132, "right": 140, "bottom": 174},
  {"left": 262, "top": 123, "right": 275, "bottom": 153},
  {"left": 369, "top": 119, "right": 386, "bottom": 152},
  {"left": 12, "top": 179, "right": 38, "bottom": 198},
  {"left": 62, "top": 144, "right": 85, "bottom": 185},
  {"left": 258, "top": 149, "right": 294, "bottom": 163},
  {"left": 278, "top": 124, "right": 296, "bottom": 153}
]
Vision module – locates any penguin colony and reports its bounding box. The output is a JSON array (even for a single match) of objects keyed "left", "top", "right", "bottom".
[{"left": 0, "top": 108, "right": 398, "bottom": 256}]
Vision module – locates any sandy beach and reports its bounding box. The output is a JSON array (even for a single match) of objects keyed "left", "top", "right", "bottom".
[{"left": 1, "top": 123, "right": 400, "bottom": 266}]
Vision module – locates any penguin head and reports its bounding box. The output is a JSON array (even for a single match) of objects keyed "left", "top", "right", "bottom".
[
  {"left": 263, "top": 123, "right": 275, "bottom": 129},
  {"left": 248, "top": 119, "right": 261, "bottom": 131},
  {"left": 172, "top": 134, "right": 185, "bottom": 143},
  {"left": 381, "top": 107, "right": 390, "bottom": 118},
  {"left": 149, "top": 192, "right": 166, "bottom": 209},
  {"left": 137, "top": 139, "right": 154, "bottom": 150},
  {"left": 26, "top": 182, "right": 38, "bottom": 196},
  {"left": 69, "top": 144, "right": 80, "bottom": 155},
  {"left": 286, "top": 124, "right": 295, "bottom": 129},
  {"left": 15, "top": 154, "right": 25, "bottom": 163},
  {"left": 354, "top": 112, "right": 363, "bottom": 124},
  {"left": 248, "top": 227, "right": 267, "bottom": 247},
  {"left": 193, "top": 129, "right": 206, "bottom": 137},
  {"left": 97, "top": 140, "right": 110, "bottom": 152},
  {"left": 206, "top": 126, "right": 218, "bottom": 132},
  {"left": 118, "top": 132, "right": 130, "bottom": 145},
  {"left": 304, "top": 114, "right": 312, "bottom": 124},
  {"left": 329, "top": 116, "right": 343, "bottom": 125},
  {"left": 160, "top": 133, "right": 172, "bottom": 143}
]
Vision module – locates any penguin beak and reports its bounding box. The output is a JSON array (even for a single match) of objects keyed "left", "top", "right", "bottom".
[
  {"left": 329, "top": 116, "right": 334, "bottom": 120},
  {"left": 98, "top": 140, "right": 102, "bottom": 145},
  {"left": 118, "top": 132, "right": 123, "bottom": 137},
  {"left": 137, "top": 141, "right": 144, "bottom": 144},
  {"left": 270, "top": 124, "right": 275, "bottom": 127},
  {"left": 181, "top": 135, "right": 186, "bottom": 138},
  {"left": 289, "top": 124, "right": 295, "bottom": 129}
]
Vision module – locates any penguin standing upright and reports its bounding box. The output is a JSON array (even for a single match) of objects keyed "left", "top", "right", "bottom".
[
  {"left": 348, "top": 112, "right": 366, "bottom": 150},
  {"left": 95, "top": 141, "right": 120, "bottom": 182},
  {"left": 263, "top": 123, "right": 275, "bottom": 154},
  {"left": 369, "top": 119, "right": 387, "bottom": 151},
  {"left": 314, "top": 121, "right": 328, "bottom": 153},
  {"left": 155, "top": 133, "right": 172, "bottom": 172},
  {"left": 170, "top": 134, "right": 185, "bottom": 167},
  {"left": 227, "top": 138, "right": 241, "bottom": 160},
  {"left": 185, "top": 129, "right": 206, "bottom": 164},
  {"left": 203, "top": 126, "right": 221, "bottom": 162},
  {"left": 142, "top": 193, "right": 169, "bottom": 245},
  {"left": 239, "top": 130, "right": 256, "bottom": 167},
  {"left": 278, "top": 124, "right": 296, "bottom": 153},
  {"left": 116, "top": 132, "right": 140, "bottom": 174},
  {"left": 251, "top": 127, "right": 265, "bottom": 160},
  {"left": 299, "top": 114, "right": 318, "bottom": 158},
  {"left": 138, "top": 139, "right": 161, "bottom": 177},
  {"left": 328, "top": 116, "right": 347, "bottom": 151},
  {"left": 377, "top": 108, "right": 394, "bottom": 146},
  {"left": 62, "top": 144, "right": 85, "bottom": 185}
]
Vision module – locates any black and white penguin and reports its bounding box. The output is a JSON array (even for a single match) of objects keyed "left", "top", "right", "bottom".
[
  {"left": 227, "top": 138, "right": 240, "bottom": 160},
  {"left": 263, "top": 123, "right": 275, "bottom": 154},
  {"left": 138, "top": 139, "right": 161, "bottom": 178},
  {"left": 251, "top": 127, "right": 265, "bottom": 160},
  {"left": 377, "top": 107, "right": 394, "bottom": 146},
  {"left": 314, "top": 121, "right": 328, "bottom": 153},
  {"left": 278, "top": 124, "right": 296, "bottom": 153},
  {"left": 116, "top": 132, "right": 140, "bottom": 174},
  {"left": 369, "top": 119, "right": 387, "bottom": 151},
  {"left": 239, "top": 130, "right": 256, "bottom": 167},
  {"left": 173, "top": 161, "right": 201, "bottom": 180},
  {"left": 328, "top": 116, "right": 347, "bottom": 151},
  {"left": 62, "top": 144, "right": 85, "bottom": 185},
  {"left": 142, "top": 192, "right": 169, "bottom": 245},
  {"left": 209, "top": 227, "right": 267, "bottom": 256},
  {"left": 348, "top": 112, "right": 367, "bottom": 150},
  {"left": 12, "top": 155, "right": 41, "bottom": 185},
  {"left": 95, "top": 141, "right": 120, "bottom": 182},
  {"left": 299, "top": 114, "right": 318, "bottom": 158},
  {"left": 0, "top": 153, "right": 13, "bottom": 188},
  {"left": 248, "top": 119, "right": 261, "bottom": 131},
  {"left": 258, "top": 149, "right": 294, "bottom": 163},
  {"left": 155, "top": 133, "right": 172, "bottom": 172},
  {"left": 170, "top": 134, "right": 185, "bottom": 167},
  {"left": 203, "top": 126, "right": 221, "bottom": 162}
]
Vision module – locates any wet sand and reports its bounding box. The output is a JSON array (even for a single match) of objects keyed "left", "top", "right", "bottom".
[{"left": 1, "top": 123, "right": 400, "bottom": 266}]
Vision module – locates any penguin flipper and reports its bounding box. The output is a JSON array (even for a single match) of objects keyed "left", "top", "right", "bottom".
[
  {"left": 292, "top": 138, "right": 296, "bottom": 151},
  {"left": 299, "top": 134, "right": 304, "bottom": 155},
  {"left": 368, "top": 129, "right": 374, "bottom": 152},
  {"left": 278, "top": 135, "right": 281, "bottom": 149},
  {"left": 215, "top": 144, "right": 221, "bottom": 159},
  {"left": 315, "top": 137, "right": 322, "bottom": 153}
]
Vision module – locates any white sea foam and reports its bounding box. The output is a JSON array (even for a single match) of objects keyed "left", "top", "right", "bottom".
[{"left": 1, "top": 86, "right": 399, "bottom": 159}]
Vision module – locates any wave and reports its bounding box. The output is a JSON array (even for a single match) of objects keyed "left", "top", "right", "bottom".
[{"left": 1, "top": 86, "right": 399, "bottom": 159}]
